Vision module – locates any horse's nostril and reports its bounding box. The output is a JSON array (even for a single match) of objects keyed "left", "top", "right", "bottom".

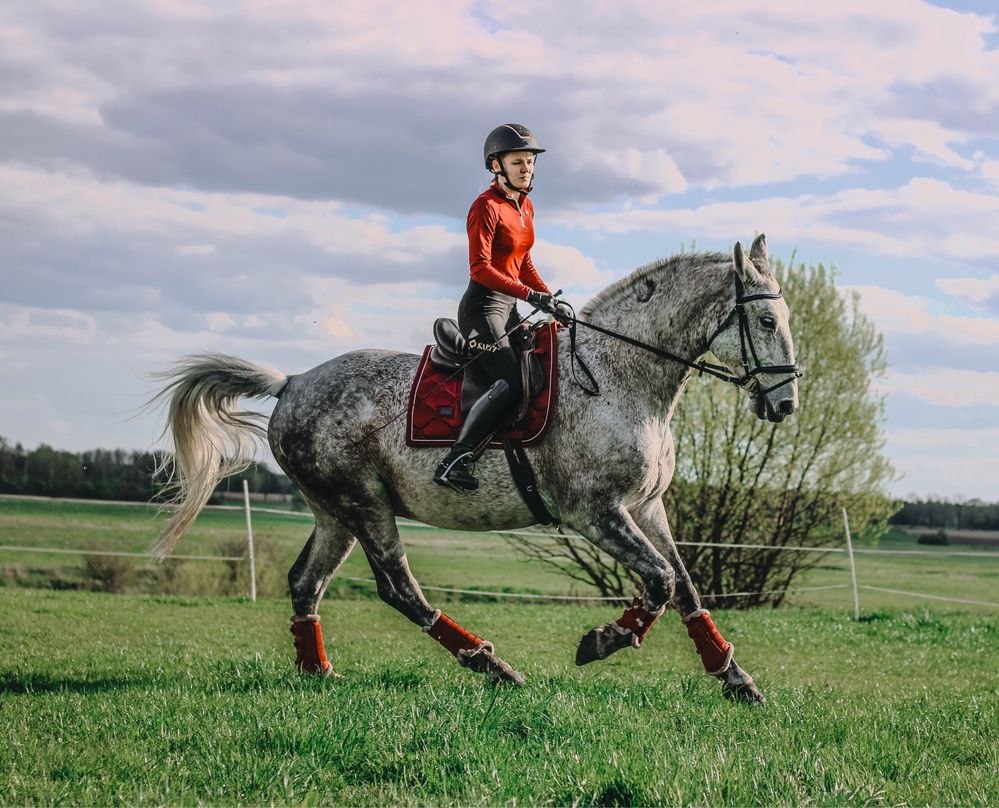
[{"left": 779, "top": 399, "right": 795, "bottom": 415}]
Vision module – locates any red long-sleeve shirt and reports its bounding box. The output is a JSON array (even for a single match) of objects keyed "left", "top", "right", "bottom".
[{"left": 467, "top": 182, "right": 552, "bottom": 300}]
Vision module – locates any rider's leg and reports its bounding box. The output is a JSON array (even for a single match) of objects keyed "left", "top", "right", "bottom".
[
  {"left": 435, "top": 287, "right": 523, "bottom": 491},
  {"left": 287, "top": 510, "right": 357, "bottom": 675},
  {"left": 632, "top": 497, "right": 763, "bottom": 702},
  {"left": 571, "top": 502, "right": 677, "bottom": 665},
  {"left": 434, "top": 379, "right": 512, "bottom": 491}
]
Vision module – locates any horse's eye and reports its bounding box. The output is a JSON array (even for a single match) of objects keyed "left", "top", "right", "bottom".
[{"left": 761, "top": 315, "right": 777, "bottom": 330}]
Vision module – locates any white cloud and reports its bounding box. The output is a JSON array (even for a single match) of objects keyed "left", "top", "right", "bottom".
[
  {"left": 0, "top": 164, "right": 464, "bottom": 261},
  {"left": 880, "top": 368, "right": 999, "bottom": 407},
  {"left": 935, "top": 275, "right": 999, "bottom": 308},
  {"left": 531, "top": 239, "right": 611, "bottom": 295},
  {"left": 4, "top": 1, "right": 998, "bottom": 203},
  {"left": 887, "top": 426, "right": 999, "bottom": 449},
  {"left": 175, "top": 244, "right": 216, "bottom": 256},
  {"left": 842, "top": 282, "right": 999, "bottom": 345},
  {"left": 845, "top": 285, "right": 999, "bottom": 345},
  {"left": 557, "top": 178, "right": 999, "bottom": 262}
]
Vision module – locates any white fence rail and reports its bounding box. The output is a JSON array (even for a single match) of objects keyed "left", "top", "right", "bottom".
[{"left": 2, "top": 493, "right": 997, "bottom": 611}]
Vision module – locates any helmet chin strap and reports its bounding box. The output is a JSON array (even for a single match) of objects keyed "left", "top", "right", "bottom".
[{"left": 494, "top": 167, "right": 534, "bottom": 196}]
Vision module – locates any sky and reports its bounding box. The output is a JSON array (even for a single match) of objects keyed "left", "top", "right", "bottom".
[{"left": 1, "top": 0, "right": 997, "bottom": 501}]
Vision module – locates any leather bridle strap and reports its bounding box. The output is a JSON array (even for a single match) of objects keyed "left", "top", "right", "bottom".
[{"left": 563, "top": 278, "right": 802, "bottom": 396}]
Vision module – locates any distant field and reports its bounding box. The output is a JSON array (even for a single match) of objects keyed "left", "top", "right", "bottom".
[
  {"left": 0, "top": 588, "right": 996, "bottom": 805},
  {"left": 1, "top": 497, "right": 997, "bottom": 614}
]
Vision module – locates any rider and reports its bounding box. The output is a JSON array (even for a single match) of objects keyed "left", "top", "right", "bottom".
[{"left": 433, "top": 123, "right": 563, "bottom": 492}]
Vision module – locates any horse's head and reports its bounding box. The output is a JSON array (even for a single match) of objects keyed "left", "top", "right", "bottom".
[{"left": 708, "top": 234, "right": 800, "bottom": 423}]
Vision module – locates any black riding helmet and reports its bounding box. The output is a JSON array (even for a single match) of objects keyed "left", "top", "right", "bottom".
[{"left": 483, "top": 123, "right": 545, "bottom": 194}]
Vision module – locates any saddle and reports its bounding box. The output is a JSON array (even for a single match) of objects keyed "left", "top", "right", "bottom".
[
  {"left": 407, "top": 319, "right": 560, "bottom": 525},
  {"left": 407, "top": 319, "right": 557, "bottom": 448},
  {"left": 429, "top": 318, "right": 546, "bottom": 424}
]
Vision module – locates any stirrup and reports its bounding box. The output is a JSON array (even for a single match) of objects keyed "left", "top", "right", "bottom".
[{"left": 434, "top": 451, "right": 478, "bottom": 493}]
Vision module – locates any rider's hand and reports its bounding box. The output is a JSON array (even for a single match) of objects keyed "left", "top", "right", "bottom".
[
  {"left": 526, "top": 289, "right": 557, "bottom": 314},
  {"left": 553, "top": 300, "right": 574, "bottom": 326}
]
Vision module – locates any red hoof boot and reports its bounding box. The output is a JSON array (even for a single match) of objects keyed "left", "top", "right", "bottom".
[
  {"left": 684, "top": 609, "right": 734, "bottom": 675},
  {"left": 291, "top": 615, "right": 334, "bottom": 675}
]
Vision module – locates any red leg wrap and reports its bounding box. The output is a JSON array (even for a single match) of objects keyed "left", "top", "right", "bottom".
[
  {"left": 290, "top": 615, "right": 333, "bottom": 674},
  {"left": 425, "top": 612, "right": 494, "bottom": 659},
  {"left": 615, "top": 596, "right": 664, "bottom": 647},
  {"left": 684, "top": 609, "right": 734, "bottom": 675}
]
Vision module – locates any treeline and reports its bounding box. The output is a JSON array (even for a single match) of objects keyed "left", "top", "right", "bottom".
[
  {"left": 890, "top": 498, "right": 999, "bottom": 531},
  {"left": 4, "top": 438, "right": 998, "bottom": 528},
  {"left": 0, "top": 437, "right": 294, "bottom": 502}
]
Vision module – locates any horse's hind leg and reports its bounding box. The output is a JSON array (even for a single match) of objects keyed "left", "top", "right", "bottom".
[
  {"left": 633, "top": 498, "right": 764, "bottom": 703},
  {"left": 344, "top": 477, "right": 525, "bottom": 685},
  {"left": 288, "top": 511, "right": 356, "bottom": 675}
]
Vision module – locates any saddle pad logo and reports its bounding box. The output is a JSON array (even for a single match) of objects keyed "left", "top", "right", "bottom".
[{"left": 468, "top": 337, "right": 499, "bottom": 353}]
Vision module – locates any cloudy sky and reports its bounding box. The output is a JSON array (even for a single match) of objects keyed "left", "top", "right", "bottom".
[{"left": 2, "top": 0, "right": 997, "bottom": 500}]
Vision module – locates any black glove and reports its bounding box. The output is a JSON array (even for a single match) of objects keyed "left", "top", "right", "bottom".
[
  {"left": 553, "top": 300, "right": 574, "bottom": 326},
  {"left": 526, "top": 289, "right": 557, "bottom": 314}
]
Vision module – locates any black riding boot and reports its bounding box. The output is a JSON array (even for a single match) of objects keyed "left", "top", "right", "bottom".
[{"left": 434, "top": 380, "right": 512, "bottom": 492}]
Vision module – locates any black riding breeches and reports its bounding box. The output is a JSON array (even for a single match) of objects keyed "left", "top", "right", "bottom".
[{"left": 458, "top": 280, "right": 524, "bottom": 404}]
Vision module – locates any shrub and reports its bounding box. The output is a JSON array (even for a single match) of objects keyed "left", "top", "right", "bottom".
[
  {"left": 82, "top": 549, "right": 134, "bottom": 593},
  {"left": 918, "top": 529, "right": 949, "bottom": 546}
]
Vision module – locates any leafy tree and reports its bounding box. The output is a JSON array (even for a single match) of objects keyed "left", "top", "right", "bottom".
[{"left": 507, "top": 256, "right": 899, "bottom": 608}]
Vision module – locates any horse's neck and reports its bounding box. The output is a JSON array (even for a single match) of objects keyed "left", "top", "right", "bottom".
[{"left": 579, "top": 261, "right": 733, "bottom": 420}]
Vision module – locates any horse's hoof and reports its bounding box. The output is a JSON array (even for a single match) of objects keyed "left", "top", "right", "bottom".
[
  {"left": 723, "top": 679, "right": 765, "bottom": 704},
  {"left": 299, "top": 663, "right": 341, "bottom": 679},
  {"left": 575, "top": 624, "right": 633, "bottom": 666},
  {"left": 463, "top": 650, "right": 525, "bottom": 686}
]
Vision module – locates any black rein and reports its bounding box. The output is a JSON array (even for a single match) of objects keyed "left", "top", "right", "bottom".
[{"left": 561, "top": 276, "right": 802, "bottom": 397}]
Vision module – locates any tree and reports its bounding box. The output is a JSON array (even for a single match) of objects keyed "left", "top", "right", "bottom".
[{"left": 506, "top": 256, "right": 898, "bottom": 607}]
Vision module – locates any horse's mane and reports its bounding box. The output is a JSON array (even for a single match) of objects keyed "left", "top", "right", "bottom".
[{"left": 580, "top": 250, "right": 730, "bottom": 319}]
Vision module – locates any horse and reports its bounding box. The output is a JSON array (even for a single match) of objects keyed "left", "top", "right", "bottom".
[{"left": 150, "top": 234, "right": 799, "bottom": 703}]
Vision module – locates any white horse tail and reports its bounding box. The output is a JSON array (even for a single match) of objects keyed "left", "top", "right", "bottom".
[{"left": 148, "top": 352, "right": 288, "bottom": 559}]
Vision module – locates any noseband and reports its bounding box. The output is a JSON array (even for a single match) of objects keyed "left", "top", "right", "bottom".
[{"left": 564, "top": 275, "right": 802, "bottom": 397}]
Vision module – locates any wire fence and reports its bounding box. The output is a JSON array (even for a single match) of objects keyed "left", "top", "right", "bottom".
[{"left": 2, "top": 493, "right": 998, "bottom": 611}]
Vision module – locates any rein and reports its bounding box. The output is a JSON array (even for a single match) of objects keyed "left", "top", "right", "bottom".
[{"left": 561, "top": 275, "right": 802, "bottom": 398}]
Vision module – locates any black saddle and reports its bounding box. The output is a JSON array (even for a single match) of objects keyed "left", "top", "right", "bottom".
[{"left": 430, "top": 317, "right": 546, "bottom": 424}]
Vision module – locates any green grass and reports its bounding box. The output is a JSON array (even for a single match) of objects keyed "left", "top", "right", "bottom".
[{"left": 0, "top": 588, "right": 996, "bottom": 805}]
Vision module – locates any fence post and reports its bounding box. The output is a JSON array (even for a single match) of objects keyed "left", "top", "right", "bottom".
[
  {"left": 243, "top": 479, "right": 257, "bottom": 602},
  {"left": 842, "top": 507, "right": 859, "bottom": 620}
]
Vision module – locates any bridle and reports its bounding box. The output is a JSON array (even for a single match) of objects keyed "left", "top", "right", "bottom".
[
  {"left": 562, "top": 274, "right": 802, "bottom": 401},
  {"left": 704, "top": 275, "right": 802, "bottom": 396}
]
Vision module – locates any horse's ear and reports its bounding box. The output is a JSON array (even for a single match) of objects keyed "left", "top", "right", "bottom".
[
  {"left": 734, "top": 241, "right": 761, "bottom": 285},
  {"left": 750, "top": 233, "right": 769, "bottom": 271}
]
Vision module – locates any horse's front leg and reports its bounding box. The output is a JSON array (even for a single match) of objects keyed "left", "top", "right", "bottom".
[
  {"left": 633, "top": 498, "right": 765, "bottom": 704},
  {"left": 571, "top": 503, "right": 676, "bottom": 665}
]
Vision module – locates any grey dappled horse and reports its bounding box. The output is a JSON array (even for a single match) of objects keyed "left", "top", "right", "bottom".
[{"left": 151, "top": 235, "right": 798, "bottom": 702}]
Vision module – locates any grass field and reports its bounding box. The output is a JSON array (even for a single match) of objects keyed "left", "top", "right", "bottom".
[
  {"left": 1, "top": 588, "right": 997, "bottom": 805},
  {"left": 1, "top": 497, "right": 998, "bottom": 804}
]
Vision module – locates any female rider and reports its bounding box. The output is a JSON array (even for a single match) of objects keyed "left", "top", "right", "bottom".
[{"left": 433, "top": 123, "right": 562, "bottom": 492}]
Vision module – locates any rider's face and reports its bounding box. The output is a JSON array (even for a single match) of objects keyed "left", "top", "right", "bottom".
[{"left": 493, "top": 151, "right": 535, "bottom": 190}]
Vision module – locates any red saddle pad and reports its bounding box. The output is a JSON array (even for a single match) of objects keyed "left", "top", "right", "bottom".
[{"left": 406, "top": 323, "right": 558, "bottom": 448}]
